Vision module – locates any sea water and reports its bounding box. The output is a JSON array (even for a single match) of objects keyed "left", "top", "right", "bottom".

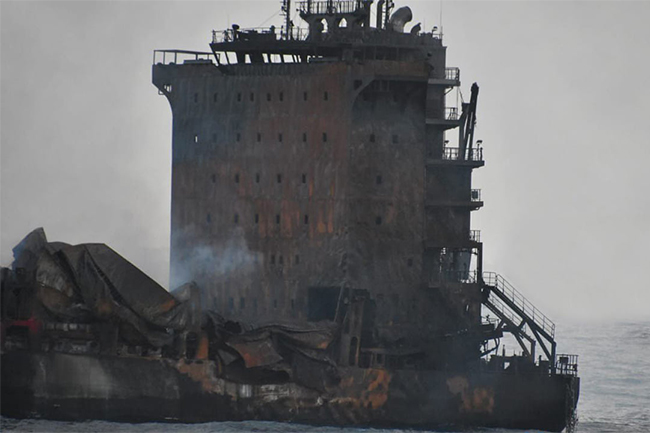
[{"left": 2, "top": 321, "right": 649, "bottom": 433}]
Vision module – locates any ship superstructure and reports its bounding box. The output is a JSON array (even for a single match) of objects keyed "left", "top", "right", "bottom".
[{"left": 154, "top": 0, "right": 561, "bottom": 373}]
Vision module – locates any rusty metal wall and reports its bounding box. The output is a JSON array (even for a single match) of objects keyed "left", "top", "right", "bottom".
[{"left": 153, "top": 36, "right": 482, "bottom": 362}]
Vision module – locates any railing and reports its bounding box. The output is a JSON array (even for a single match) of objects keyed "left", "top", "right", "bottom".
[
  {"left": 442, "top": 147, "right": 483, "bottom": 162},
  {"left": 445, "top": 107, "right": 459, "bottom": 121},
  {"left": 298, "top": 0, "right": 363, "bottom": 15},
  {"left": 153, "top": 50, "right": 214, "bottom": 65},
  {"left": 430, "top": 270, "right": 478, "bottom": 287},
  {"left": 483, "top": 272, "right": 556, "bottom": 338},
  {"left": 483, "top": 292, "right": 526, "bottom": 333},
  {"left": 445, "top": 67, "right": 460, "bottom": 81},
  {"left": 471, "top": 189, "right": 482, "bottom": 202},
  {"left": 212, "top": 26, "right": 308, "bottom": 44},
  {"left": 555, "top": 354, "right": 579, "bottom": 376},
  {"left": 470, "top": 230, "right": 481, "bottom": 243}
]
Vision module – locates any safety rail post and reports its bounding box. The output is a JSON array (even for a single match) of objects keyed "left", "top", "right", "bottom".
[
  {"left": 445, "top": 107, "right": 459, "bottom": 120},
  {"left": 445, "top": 67, "right": 460, "bottom": 81}
]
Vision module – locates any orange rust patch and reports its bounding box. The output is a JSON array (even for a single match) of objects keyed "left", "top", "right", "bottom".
[
  {"left": 466, "top": 387, "right": 495, "bottom": 414},
  {"left": 196, "top": 332, "right": 209, "bottom": 360},
  {"left": 158, "top": 298, "right": 177, "bottom": 313},
  {"left": 175, "top": 360, "right": 222, "bottom": 394},
  {"left": 362, "top": 368, "right": 391, "bottom": 409},
  {"left": 447, "top": 375, "right": 495, "bottom": 414}
]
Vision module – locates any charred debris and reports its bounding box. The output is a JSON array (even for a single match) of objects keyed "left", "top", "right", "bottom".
[{"left": 1, "top": 228, "right": 339, "bottom": 391}]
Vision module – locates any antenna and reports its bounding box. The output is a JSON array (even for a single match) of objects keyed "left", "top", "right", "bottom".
[
  {"left": 439, "top": 0, "right": 444, "bottom": 40},
  {"left": 281, "top": 0, "right": 292, "bottom": 40}
]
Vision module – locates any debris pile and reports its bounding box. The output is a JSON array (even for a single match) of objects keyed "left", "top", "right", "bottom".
[{"left": 1, "top": 228, "right": 339, "bottom": 390}]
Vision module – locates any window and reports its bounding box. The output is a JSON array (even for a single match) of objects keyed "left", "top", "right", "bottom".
[
  {"left": 211, "top": 174, "right": 216, "bottom": 183},
  {"left": 291, "top": 299, "right": 295, "bottom": 310},
  {"left": 234, "top": 214, "right": 239, "bottom": 224},
  {"left": 250, "top": 92, "right": 254, "bottom": 102},
  {"left": 255, "top": 173, "right": 260, "bottom": 183},
  {"left": 307, "top": 287, "right": 340, "bottom": 322},
  {"left": 206, "top": 213, "right": 211, "bottom": 223},
  {"left": 369, "top": 134, "right": 375, "bottom": 143},
  {"left": 279, "top": 255, "right": 284, "bottom": 265},
  {"left": 304, "top": 215, "right": 309, "bottom": 224},
  {"left": 240, "top": 297, "right": 245, "bottom": 310},
  {"left": 277, "top": 174, "right": 282, "bottom": 183},
  {"left": 254, "top": 214, "right": 259, "bottom": 224},
  {"left": 235, "top": 173, "right": 240, "bottom": 183},
  {"left": 279, "top": 92, "right": 284, "bottom": 101},
  {"left": 213, "top": 92, "right": 218, "bottom": 102},
  {"left": 274, "top": 299, "right": 278, "bottom": 308},
  {"left": 302, "top": 174, "right": 307, "bottom": 184},
  {"left": 278, "top": 133, "right": 283, "bottom": 142},
  {"left": 237, "top": 93, "right": 242, "bottom": 102},
  {"left": 236, "top": 132, "right": 241, "bottom": 142},
  {"left": 376, "top": 216, "right": 382, "bottom": 225},
  {"left": 303, "top": 91, "right": 308, "bottom": 101},
  {"left": 323, "top": 91, "right": 329, "bottom": 101},
  {"left": 302, "top": 132, "right": 307, "bottom": 142},
  {"left": 407, "top": 258, "right": 413, "bottom": 267},
  {"left": 276, "top": 215, "right": 281, "bottom": 224},
  {"left": 257, "top": 133, "right": 261, "bottom": 142},
  {"left": 267, "top": 93, "right": 272, "bottom": 101},
  {"left": 271, "top": 255, "right": 276, "bottom": 265},
  {"left": 194, "top": 93, "right": 198, "bottom": 103},
  {"left": 322, "top": 132, "right": 328, "bottom": 142},
  {"left": 295, "top": 255, "right": 300, "bottom": 265},
  {"left": 212, "top": 133, "right": 217, "bottom": 142},
  {"left": 229, "top": 297, "right": 234, "bottom": 311},
  {"left": 376, "top": 175, "right": 382, "bottom": 185},
  {"left": 193, "top": 134, "right": 199, "bottom": 143},
  {"left": 392, "top": 134, "right": 398, "bottom": 144},
  {"left": 253, "top": 298, "right": 258, "bottom": 312}
]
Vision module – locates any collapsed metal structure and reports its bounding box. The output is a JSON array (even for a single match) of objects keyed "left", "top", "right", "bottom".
[{"left": 1, "top": 2, "right": 579, "bottom": 431}]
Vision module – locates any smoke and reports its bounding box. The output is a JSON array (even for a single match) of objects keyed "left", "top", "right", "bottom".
[{"left": 169, "top": 227, "right": 260, "bottom": 292}]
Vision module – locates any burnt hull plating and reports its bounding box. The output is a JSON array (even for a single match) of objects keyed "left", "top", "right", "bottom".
[{"left": 1, "top": 351, "right": 579, "bottom": 432}]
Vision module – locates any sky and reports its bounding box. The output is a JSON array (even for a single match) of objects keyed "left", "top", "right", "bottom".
[{"left": 1, "top": 0, "right": 649, "bottom": 324}]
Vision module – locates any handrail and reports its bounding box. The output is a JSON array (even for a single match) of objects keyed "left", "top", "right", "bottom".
[
  {"left": 212, "top": 26, "right": 308, "bottom": 44},
  {"left": 484, "top": 294, "right": 526, "bottom": 333},
  {"left": 153, "top": 50, "right": 214, "bottom": 66},
  {"left": 483, "top": 272, "right": 555, "bottom": 338},
  {"left": 429, "top": 270, "right": 478, "bottom": 287},
  {"left": 445, "top": 107, "right": 459, "bottom": 121},
  {"left": 556, "top": 353, "right": 579, "bottom": 376},
  {"left": 298, "top": 0, "right": 362, "bottom": 15},
  {"left": 442, "top": 147, "right": 483, "bottom": 162},
  {"left": 445, "top": 67, "right": 460, "bottom": 81}
]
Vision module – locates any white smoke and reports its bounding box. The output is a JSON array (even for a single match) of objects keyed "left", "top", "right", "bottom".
[{"left": 170, "top": 227, "right": 259, "bottom": 291}]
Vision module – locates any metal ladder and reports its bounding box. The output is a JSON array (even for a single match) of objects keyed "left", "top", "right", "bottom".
[{"left": 481, "top": 272, "right": 557, "bottom": 367}]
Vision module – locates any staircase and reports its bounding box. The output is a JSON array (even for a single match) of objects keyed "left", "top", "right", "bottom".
[{"left": 481, "top": 272, "right": 557, "bottom": 365}]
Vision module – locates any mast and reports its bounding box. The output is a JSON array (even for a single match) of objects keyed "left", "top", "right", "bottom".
[{"left": 282, "top": 0, "right": 292, "bottom": 39}]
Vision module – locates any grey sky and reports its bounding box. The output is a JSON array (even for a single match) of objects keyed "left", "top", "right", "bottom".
[{"left": 2, "top": 1, "right": 649, "bottom": 323}]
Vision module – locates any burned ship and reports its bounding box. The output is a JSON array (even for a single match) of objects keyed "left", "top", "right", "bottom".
[{"left": 1, "top": 1, "right": 580, "bottom": 431}]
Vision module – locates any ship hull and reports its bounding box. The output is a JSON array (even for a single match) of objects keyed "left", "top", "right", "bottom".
[{"left": 1, "top": 350, "right": 579, "bottom": 432}]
